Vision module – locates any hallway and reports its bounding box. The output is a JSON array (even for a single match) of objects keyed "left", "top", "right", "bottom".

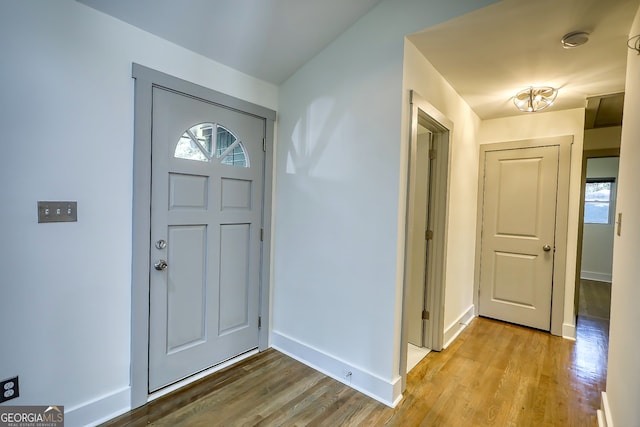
[{"left": 103, "top": 317, "right": 607, "bottom": 426}]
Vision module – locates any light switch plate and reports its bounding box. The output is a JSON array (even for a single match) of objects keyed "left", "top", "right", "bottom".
[{"left": 38, "top": 201, "right": 77, "bottom": 223}]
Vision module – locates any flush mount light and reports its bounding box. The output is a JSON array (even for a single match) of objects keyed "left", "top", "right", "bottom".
[
  {"left": 627, "top": 34, "right": 640, "bottom": 54},
  {"left": 561, "top": 31, "right": 590, "bottom": 49},
  {"left": 513, "top": 87, "right": 558, "bottom": 112}
]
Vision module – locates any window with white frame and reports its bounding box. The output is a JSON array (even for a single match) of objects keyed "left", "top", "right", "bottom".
[{"left": 584, "top": 178, "right": 615, "bottom": 224}]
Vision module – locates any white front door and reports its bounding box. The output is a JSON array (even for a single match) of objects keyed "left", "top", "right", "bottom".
[
  {"left": 478, "top": 145, "right": 559, "bottom": 331},
  {"left": 148, "top": 87, "right": 265, "bottom": 391}
]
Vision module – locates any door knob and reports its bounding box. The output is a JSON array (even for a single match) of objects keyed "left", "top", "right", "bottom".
[
  {"left": 154, "top": 259, "right": 168, "bottom": 271},
  {"left": 543, "top": 245, "right": 551, "bottom": 252}
]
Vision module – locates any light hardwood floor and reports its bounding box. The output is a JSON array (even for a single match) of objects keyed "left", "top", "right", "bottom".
[
  {"left": 103, "top": 317, "right": 607, "bottom": 426},
  {"left": 578, "top": 279, "right": 611, "bottom": 320}
]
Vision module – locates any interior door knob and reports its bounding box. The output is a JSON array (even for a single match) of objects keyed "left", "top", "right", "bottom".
[
  {"left": 543, "top": 245, "right": 551, "bottom": 252},
  {"left": 154, "top": 259, "right": 168, "bottom": 271}
]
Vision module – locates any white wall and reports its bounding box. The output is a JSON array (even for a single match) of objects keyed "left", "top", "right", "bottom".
[
  {"left": 0, "top": 1, "right": 276, "bottom": 425},
  {"left": 402, "top": 41, "right": 482, "bottom": 340},
  {"left": 584, "top": 126, "right": 622, "bottom": 150},
  {"left": 604, "top": 5, "right": 640, "bottom": 425},
  {"left": 272, "top": 0, "right": 497, "bottom": 406},
  {"left": 581, "top": 157, "right": 619, "bottom": 282},
  {"left": 478, "top": 108, "right": 586, "bottom": 338}
]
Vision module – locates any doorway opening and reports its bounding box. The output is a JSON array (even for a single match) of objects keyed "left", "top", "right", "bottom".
[
  {"left": 574, "top": 93, "right": 623, "bottom": 329},
  {"left": 575, "top": 152, "right": 620, "bottom": 325},
  {"left": 401, "top": 91, "right": 451, "bottom": 381}
]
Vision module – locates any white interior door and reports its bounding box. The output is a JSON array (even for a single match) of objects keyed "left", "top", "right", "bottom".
[
  {"left": 478, "top": 145, "right": 559, "bottom": 331},
  {"left": 408, "top": 128, "right": 431, "bottom": 347},
  {"left": 148, "top": 87, "right": 265, "bottom": 392}
]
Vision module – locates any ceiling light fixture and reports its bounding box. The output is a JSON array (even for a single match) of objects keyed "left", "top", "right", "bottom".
[
  {"left": 561, "top": 31, "right": 590, "bottom": 49},
  {"left": 627, "top": 34, "right": 640, "bottom": 54},
  {"left": 513, "top": 87, "right": 558, "bottom": 113}
]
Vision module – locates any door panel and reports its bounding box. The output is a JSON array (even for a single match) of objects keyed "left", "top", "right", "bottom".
[
  {"left": 221, "top": 178, "right": 252, "bottom": 210},
  {"left": 495, "top": 158, "right": 543, "bottom": 237},
  {"left": 219, "top": 223, "right": 251, "bottom": 334},
  {"left": 166, "top": 225, "right": 207, "bottom": 351},
  {"left": 169, "top": 174, "right": 208, "bottom": 209},
  {"left": 149, "top": 87, "right": 264, "bottom": 391},
  {"left": 479, "top": 145, "right": 558, "bottom": 331},
  {"left": 492, "top": 252, "right": 536, "bottom": 305}
]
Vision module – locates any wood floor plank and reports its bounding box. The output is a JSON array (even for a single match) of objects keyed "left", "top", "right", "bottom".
[{"left": 102, "top": 316, "right": 607, "bottom": 427}]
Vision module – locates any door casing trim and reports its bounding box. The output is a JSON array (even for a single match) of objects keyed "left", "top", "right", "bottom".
[
  {"left": 130, "top": 63, "right": 275, "bottom": 409},
  {"left": 474, "top": 136, "right": 572, "bottom": 336}
]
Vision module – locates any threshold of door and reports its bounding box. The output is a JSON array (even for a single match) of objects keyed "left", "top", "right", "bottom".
[
  {"left": 147, "top": 348, "right": 259, "bottom": 403},
  {"left": 407, "top": 344, "right": 430, "bottom": 373}
]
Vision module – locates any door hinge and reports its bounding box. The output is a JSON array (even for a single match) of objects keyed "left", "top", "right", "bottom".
[
  {"left": 425, "top": 230, "right": 433, "bottom": 240},
  {"left": 429, "top": 149, "right": 436, "bottom": 160},
  {"left": 260, "top": 228, "right": 264, "bottom": 241},
  {"left": 258, "top": 316, "right": 262, "bottom": 328},
  {"left": 422, "top": 310, "right": 430, "bottom": 320},
  {"left": 262, "top": 138, "right": 266, "bottom": 152}
]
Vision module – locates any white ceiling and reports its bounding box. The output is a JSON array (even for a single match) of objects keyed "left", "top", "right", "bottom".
[
  {"left": 77, "top": 0, "right": 639, "bottom": 119},
  {"left": 76, "top": 0, "right": 385, "bottom": 84},
  {"left": 409, "top": 0, "right": 639, "bottom": 119}
]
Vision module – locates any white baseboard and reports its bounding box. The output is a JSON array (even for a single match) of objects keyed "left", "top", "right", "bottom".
[
  {"left": 597, "top": 410, "right": 605, "bottom": 427},
  {"left": 562, "top": 322, "right": 576, "bottom": 340},
  {"left": 64, "top": 386, "right": 131, "bottom": 427},
  {"left": 271, "top": 331, "right": 401, "bottom": 407},
  {"left": 443, "top": 305, "right": 475, "bottom": 349},
  {"left": 581, "top": 271, "right": 612, "bottom": 283},
  {"left": 599, "top": 391, "right": 614, "bottom": 427}
]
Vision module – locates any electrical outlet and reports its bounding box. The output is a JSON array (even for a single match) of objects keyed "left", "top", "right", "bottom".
[
  {"left": 0, "top": 376, "right": 19, "bottom": 403},
  {"left": 342, "top": 370, "right": 353, "bottom": 384}
]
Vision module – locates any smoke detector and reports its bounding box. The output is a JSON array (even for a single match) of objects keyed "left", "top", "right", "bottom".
[{"left": 561, "top": 31, "right": 590, "bottom": 49}]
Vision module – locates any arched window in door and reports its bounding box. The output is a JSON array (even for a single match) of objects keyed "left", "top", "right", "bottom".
[{"left": 175, "top": 122, "right": 249, "bottom": 167}]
